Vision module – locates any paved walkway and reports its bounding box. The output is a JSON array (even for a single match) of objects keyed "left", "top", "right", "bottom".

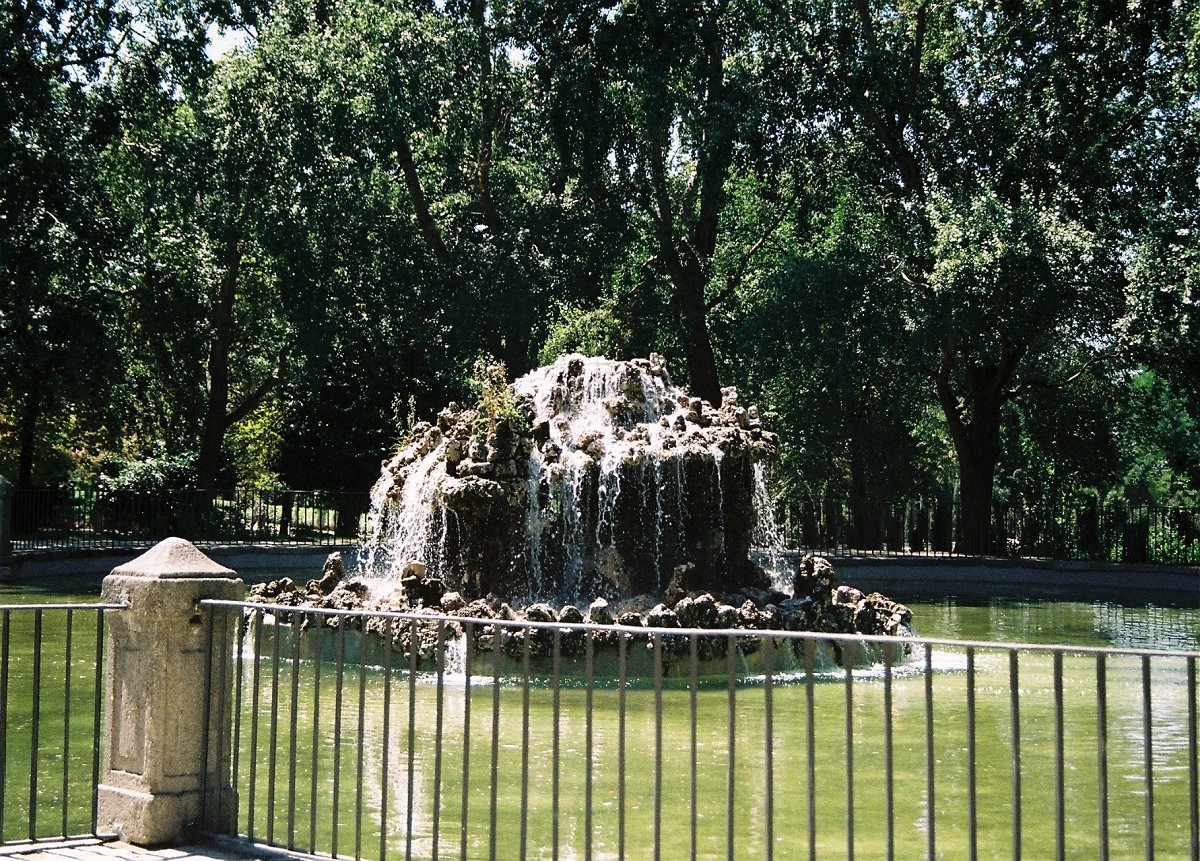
[{"left": 0, "top": 839, "right": 292, "bottom": 861}]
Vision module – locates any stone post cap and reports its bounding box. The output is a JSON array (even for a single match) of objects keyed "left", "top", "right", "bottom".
[
  {"left": 0, "top": 474, "right": 11, "bottom": 491},
  {"left": 110, "top": 537, "right": 236, "bottom": 579}
]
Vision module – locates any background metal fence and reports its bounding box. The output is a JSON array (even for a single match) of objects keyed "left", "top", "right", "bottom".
[
  {"left": 778, "top": 497, "right": 1200, "bottom": 564},
  {"left": 7, "top": 485, "right": 1200, "bottom": 565},
  {"left": 10, "top": 487, "right": 368, "bottom": 552},
  {"left": 201, "top": 601, "right": 1200, "bottom": 861}
]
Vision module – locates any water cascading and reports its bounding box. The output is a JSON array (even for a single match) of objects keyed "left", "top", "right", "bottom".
[{"left": 360, "top": 354, "right": 781, "bottom": 603}]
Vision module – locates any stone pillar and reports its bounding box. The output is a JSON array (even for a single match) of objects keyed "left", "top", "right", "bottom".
[
  {"left": 0, "top": 476, "right": 12, "bottom": 578},
  {"left": 96, "top": 538, "right": 244, "bottom": 846}
]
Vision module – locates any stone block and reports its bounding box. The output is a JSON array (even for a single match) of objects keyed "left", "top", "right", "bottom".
[{"left": 96, "top": 538, "right": 244, "bottom": 846}]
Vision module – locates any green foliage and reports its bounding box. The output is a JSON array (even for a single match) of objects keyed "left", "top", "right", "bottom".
[
  {"left": 1, "top": 0, "right": 1197, "bottom": 518},
  {"left": 539, "top": 299, "right": 630, "bottom": 365},
  {"left": 96, "top": 445, "right": 198, "bottom": 493},
  {"left": 469, "top": 357, "right": 528, "bottom": 437},
  {"left": 226, "top": 399, "right": 284, "bottom": 490}
]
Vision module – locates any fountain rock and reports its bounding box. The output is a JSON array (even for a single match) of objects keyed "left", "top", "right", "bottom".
[
  {"left": 243, "top": 554, "right": 914, "bottom": 668},
  {"left": 360, "top": 354, "right": 779, "bottom": 603},
  {"left": 587, "top": 597, "right": 613, "bottom": 625}
]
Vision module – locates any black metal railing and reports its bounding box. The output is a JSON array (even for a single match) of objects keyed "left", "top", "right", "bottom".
[
  {"left": 0, "top": 603, "right": 124, "bottom": 845},
  {"left": 10, "top": 487, "right": 369, "bottom": 552},
  {"left": 201, "top": 601, "right": 1200, "bottom": 861},
  {"left": 8, "top": 485, "right": 1199, "bottom": 565},
  {"left": 777, "top": 497, "right": 1200, "bottom": 565}
]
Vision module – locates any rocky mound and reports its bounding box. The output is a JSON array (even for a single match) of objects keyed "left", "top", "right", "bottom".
[
  {"left": 359, "top": 354, "right": 780, "bottom": 602},
  {"left": 247, "top": 552, "right": 913, "bottom": 664}
]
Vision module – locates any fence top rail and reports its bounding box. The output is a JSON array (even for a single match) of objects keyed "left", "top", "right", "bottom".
[
  {"left": 201, "top": 598, "right": 1200, "bottom": 660},
  {"left": 0, "top": 602, "right": 128, "bottom": 612}
]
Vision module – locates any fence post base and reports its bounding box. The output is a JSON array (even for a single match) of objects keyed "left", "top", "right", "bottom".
[{"left": 96, "top": 538, "right": 244, "bottom": 846}]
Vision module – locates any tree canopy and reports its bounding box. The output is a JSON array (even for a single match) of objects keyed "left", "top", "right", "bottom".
[{"left": 2, "top": 0, "right": 1197, "bottom": 527}]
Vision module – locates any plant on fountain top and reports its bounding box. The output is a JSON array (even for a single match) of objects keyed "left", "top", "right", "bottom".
[{"left": 469, "top": 357, "right": 529, "bottom": 437}]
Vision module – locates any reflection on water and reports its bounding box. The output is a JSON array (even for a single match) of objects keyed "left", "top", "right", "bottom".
[
  {"left": 2, "top": 576, "right": 1197, "bottom": 859},
  {"left": 906, "top": 595, "right": 1200, "bottom": 652},
  {"left": 230, "top": 598, "right": 1199, "bottom": 861}
]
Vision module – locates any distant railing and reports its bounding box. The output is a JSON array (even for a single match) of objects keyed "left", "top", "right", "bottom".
[
  {"left": 10, "top": 487, "right": 369, "bottom": 552},
  {"left": 8, "top": 485, "right": 1199, "bottom": 565},
  {"left": 0, "top": 602, "right": 124, "bottom": 845},
  {"left": 201, "top": 601, "right": 1200, "bottom": 861},
  {"left": 777, "top": 497, "right": 1200, "bottom": 565}
]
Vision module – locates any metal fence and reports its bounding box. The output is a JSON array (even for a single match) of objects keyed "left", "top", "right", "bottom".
[
  {"left": 10, "top": 487, "right": 368, "bottom": 552},
  {"left": 9, "top": 485, "right": 1200, "bottom": 566},
  {"left": 0, "top": 603, "right": 124, "bottom": 846},
  {"left": 778, "top": 497, "right": 1200, "bottom": 565},
  {"left": 201, "top": 601, "right": 1200, "bottom": 861}
]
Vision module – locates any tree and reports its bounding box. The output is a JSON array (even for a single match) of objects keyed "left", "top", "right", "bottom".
[
  {"left": 0, "top": 0, "right": 134, "bottom": 486},
  {"left": 781, "top": 0, "right": 1199, "bottom": 550}
]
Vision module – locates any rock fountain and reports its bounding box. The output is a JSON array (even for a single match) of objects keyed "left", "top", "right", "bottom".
[
  {"left": 248, "top": 354, "right": 913, "bottom": 659},
  {"left": 360, "top": 353, "right": 780, "bottom": 602}
]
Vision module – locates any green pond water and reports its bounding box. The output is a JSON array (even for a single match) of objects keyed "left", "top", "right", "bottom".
[{"left": 1, "top": 576, "right": 1198, "bottom": 860}]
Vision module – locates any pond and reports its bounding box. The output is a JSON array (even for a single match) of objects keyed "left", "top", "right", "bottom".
[{"left": 1, "top": 573, "right": 1198, "bottom": 859}]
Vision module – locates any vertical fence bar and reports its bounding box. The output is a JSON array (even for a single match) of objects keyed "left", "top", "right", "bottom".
[
  {"left": 1188, "top": 655, "right": 1197, "bottom": 861},
  {"left": 214, "top": 605, "right": 232, "bottom": 832},
  {"left": 266, "top": 612, "right": 282, "bottom": 845},
  {"left": 287, "top": 613, "right": 301, "bottom": 851},
  {"left": 966, "top": 646, "right": 977, "bottom": 861},
  {"left": 520, "top": 628, "right": 531, "bottom": 861},
  {"left": 381, "top": 619, "right": 393, "bottom": 861},
  {"left": 1, "top": 609, "right": 10, "bottom": 840},
  {"left": 653, "top": 633, "right": 664, "bottom": 861},
  {"left": 28, "top": 609, "right": 42, "bottom": 839},
  {"left": 230, "top": 609, "right": 245, "bottom": 838},
  {"left": 618, "top": 630, "right": 628, "bottom": 861},
  {"left": 356, "top": 619, "right": 369, "bottom": 860},
  {"left": 406, "top": 619, "right": 418, "bottom": 861},
  {"left": 1097, "top": 653, "right": 1109, "bottom": 861},
  {"left": 689, "top": 633, "right": 699, "bottom": 861},
  {"left": 845, "top": 638, "right": 854, "bottom": 861},
  {"left": 90, "top": 608, "right": 104, "bottom": 836},
  {"left": 431, "top": 621, "right": 446, "bottom": 861},
  {"left": 331, "top": 621, "right": 346, "bottom": 857},
  {"left": 725, "top": 634, "right": 736, "bottom": 861},
  {"left": 60, "top": 609, "right": 73, "bottom": 837},
  {"left": 1009, "top": 649, "right": 1021, "bottom": 861},
  {"left": 884, "top": 643, "right": 895, "bottom": 861},
  {"left": 247, "top": 609, "right": 263, "bottom": 843},
  {"left": 764, "top": 636, "right": 774, "bottom": 861},
  {"left": 1053, "top": 651, "right": 1065, "bottom": 861},
  {"left": 460, "top": 621, "right": 473, "bottom": 861},
  {"left": 551, "top": 627, "right": 561, "bottom": 861},
  {"left": 805, "top": 638, "right": 816, "bottom": 861},
  {"left": 488, "top": 624, "right": 501, "bottom": 861},
  {"left": 925, "top": 643, "right": 935, "bottom": 861},
  {"left": 1141, "top": 655, "right": 1154, "bottom": 861},
  {"left": 585, "top": 630, "right": 595, "bottom": 861},
  {"left": 308, "top": 615, "right": 324, "bottom": 853}
]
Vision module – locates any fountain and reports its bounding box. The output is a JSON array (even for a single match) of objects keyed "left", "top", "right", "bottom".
[
  {"left": 360, "top": 353, "right": 779, "bottom": 603},
  {"left": 248, "top": 354, "right": 913, "bottom": 655}
]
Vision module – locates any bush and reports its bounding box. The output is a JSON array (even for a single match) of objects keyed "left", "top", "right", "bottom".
[{"left": 97, "top": 445, "right": 198, "bottom": 493}]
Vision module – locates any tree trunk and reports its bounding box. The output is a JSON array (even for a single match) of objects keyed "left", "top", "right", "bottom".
[
  {"left": 195, "top": 236, "right": 241, "bottom": 494},
  {"left": 471, "top": 0, "right": 501, "bottom": 232},
  {"left": 638, "top": 7, "right": 731, "bottom": 408},
  {"left": 934, "top": 339, "right": 1023, "bottom": 556},
  {"left": 394, "top": 134, "right": 456, "bottom": 273},
  {"left": 956, "top": 448, "right": 997, "bottom": 555},
  {"left": 676, "top": 265, "right": 723, "bottom": 406}
]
